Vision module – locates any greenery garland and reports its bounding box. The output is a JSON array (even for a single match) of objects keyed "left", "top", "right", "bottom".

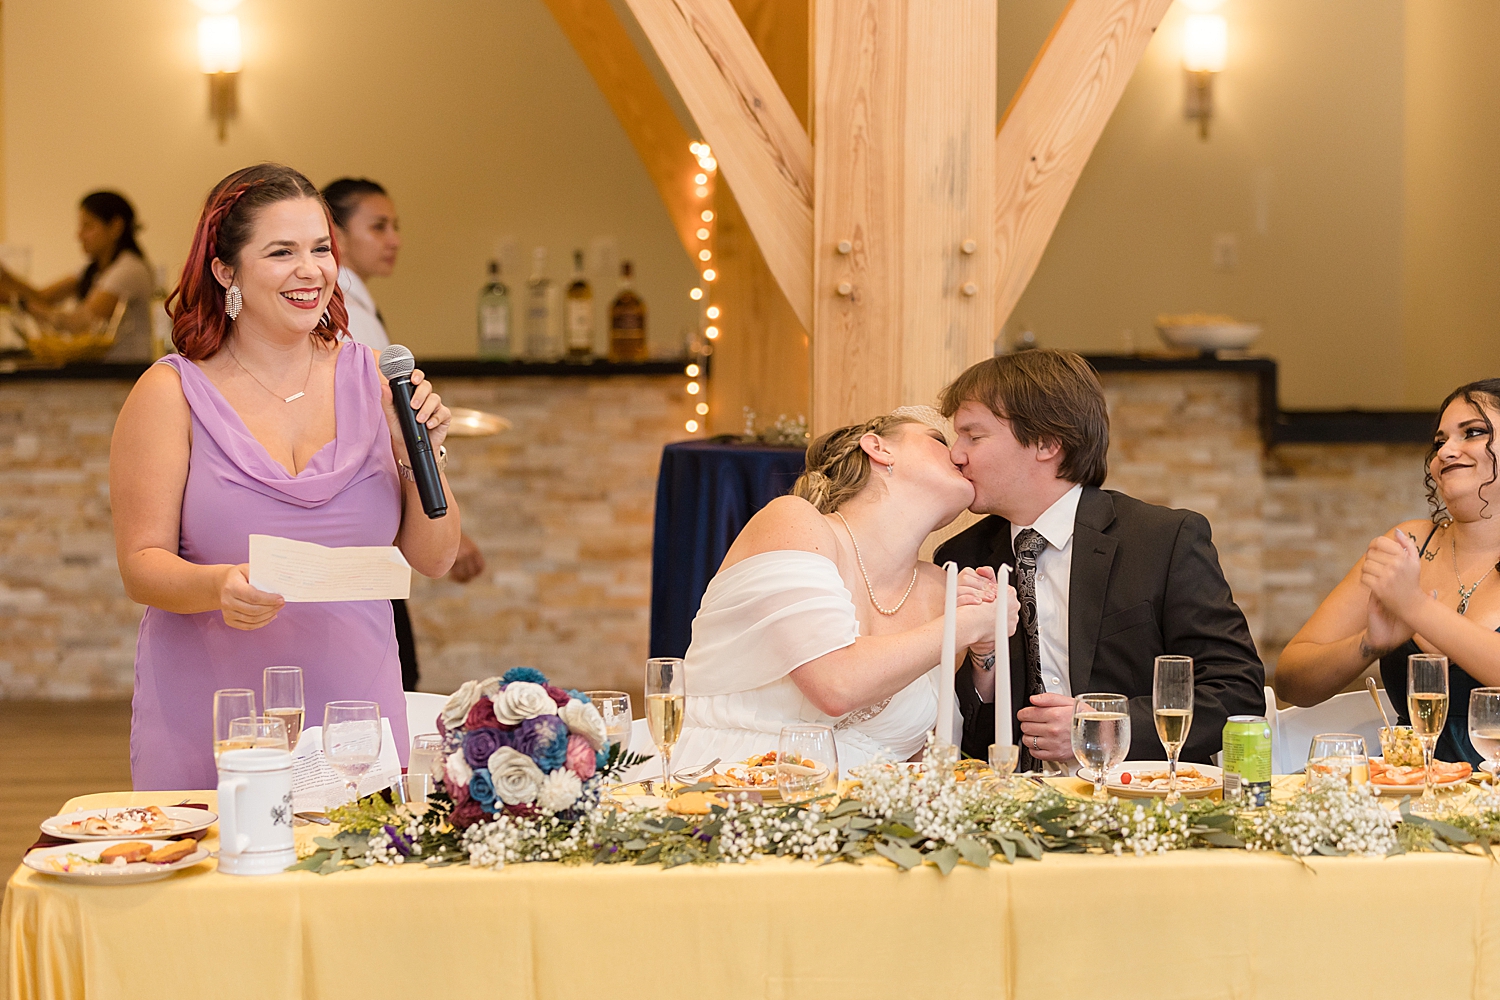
[{"left": 290, "top": 743, "right": 1500, "bottom": 876}]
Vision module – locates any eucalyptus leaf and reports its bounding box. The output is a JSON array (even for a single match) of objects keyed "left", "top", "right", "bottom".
[
  {"left": 929, "top": 846, "right": 959, "bottom": 876},
  {"left": 956, "top": 837, "right": 991, "bottom": 868},
  {"left": 873, "top": 840, "right": 923, "bottom": 870}
]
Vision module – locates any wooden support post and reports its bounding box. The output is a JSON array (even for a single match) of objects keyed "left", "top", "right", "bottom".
[{"left": 812, "top": 0, "right": 997, "bottom": 432}]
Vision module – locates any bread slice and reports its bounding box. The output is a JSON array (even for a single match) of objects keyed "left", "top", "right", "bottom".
[
  {"left": 98, "top": 842, "right": 153, "bottom": 863},
  {"left": 145, "top": 839, "right": 197, "bottom": 864}
]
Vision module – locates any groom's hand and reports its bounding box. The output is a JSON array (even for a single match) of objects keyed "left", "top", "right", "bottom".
[{"left": 1018, "top": 693, "right": 1075, "bottom": 761}]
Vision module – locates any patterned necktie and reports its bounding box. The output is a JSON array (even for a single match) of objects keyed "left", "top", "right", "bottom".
[{"left": 1012, "top": 528, "right": 1048, "bottom": 772}]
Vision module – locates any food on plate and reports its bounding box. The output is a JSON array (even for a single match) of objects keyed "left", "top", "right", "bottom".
[
  {"left": 1114, "top": 766, "right": 1217, "bottom": 792},
  {"left": 953, "top": 759, "right": 993, "bottom": 782},
  {"left": 722, "top": 751, "right": 808, "bottom": 788},
  {"left": 146, "top": 839, "right": 198, "bottom": 864},
  {"left": 666, "top": 791, "right": 722, "bottom": 816},
  {"left": 58, "top": 805, "right": 175, "bottom": 837},
  {"left": 1369, "top": 759, "right": 1471, "bottom": 786},
  {"left": 98, "top": 842, "right": 154, "bottom": 864},
  {"left": 1378, "top": 727, "right": 1424, "bottom": 768}
]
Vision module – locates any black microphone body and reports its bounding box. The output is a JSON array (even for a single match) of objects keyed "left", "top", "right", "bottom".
[{"left": 380, "top": 346, "right": 448, "bottom": 519}]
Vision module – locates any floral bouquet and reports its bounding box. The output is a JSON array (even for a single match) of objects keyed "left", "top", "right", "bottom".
[{"left": 429, "top": 667, "right": 631, "bottom": 829}]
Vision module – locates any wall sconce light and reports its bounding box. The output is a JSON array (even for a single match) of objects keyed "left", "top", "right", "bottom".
[
  {"left": 1182, "top": 14, "right": 1226, "bottom": 140},
  {"left": 198, "top": 14, "right": 242, "bottom": 141}
]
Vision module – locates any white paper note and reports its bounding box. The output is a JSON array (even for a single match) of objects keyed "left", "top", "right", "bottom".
[
  {"left": 249, "top": 534, "right": 411, "bottom": 602},
  {"left": 291, "top": 718, "right": 403, "bottom": 813}
]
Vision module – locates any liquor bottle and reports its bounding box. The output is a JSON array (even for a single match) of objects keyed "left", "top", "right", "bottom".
[
  {"left": 565, "top": 249, "right": 594, "bottom": 361},
  {"left": 524, "top": 247, "right": 559, "bottom": 360},
  {"left": 476, "top": 260, "right": 511, "bottom": 359},
  {"left": 608, "top": 261, "right": 647, "bottom": 362}
]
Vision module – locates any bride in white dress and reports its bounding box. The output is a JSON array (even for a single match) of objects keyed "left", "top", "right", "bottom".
[{"left": 665, "top": 408, "right": 1017, "bottom": 776}]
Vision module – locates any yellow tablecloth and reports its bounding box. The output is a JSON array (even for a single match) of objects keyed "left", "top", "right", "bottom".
[{"left": 7, "top": 789, "right": 1500, "bottom": 1000}]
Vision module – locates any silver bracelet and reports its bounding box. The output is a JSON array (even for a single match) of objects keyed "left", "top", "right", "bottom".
[
  {"left": 975, "top": 650, "right": 996, "bottom": 673},
  {"left": 396, "top": 445, "right": 446, "bottom": 483}
]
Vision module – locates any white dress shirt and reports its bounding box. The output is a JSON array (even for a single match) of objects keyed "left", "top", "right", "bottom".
[
  {"left": 1011, "top": 483, "right": 1083, "bottom": 698},
  {"left": 338, "top": 267, "right": 390, "bottom": 350}
]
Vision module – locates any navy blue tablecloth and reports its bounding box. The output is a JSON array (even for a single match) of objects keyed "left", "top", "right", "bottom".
[{"left": 649, "top": 440, "right": 807, "bottom": 659}]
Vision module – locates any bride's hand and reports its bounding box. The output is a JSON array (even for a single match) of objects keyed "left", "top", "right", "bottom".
[
  {"left": 956, "top": 600, "right": 997, "bottom": 650},
  {"left": 957, "top": 566, "right": 994, "bottom": 606}
]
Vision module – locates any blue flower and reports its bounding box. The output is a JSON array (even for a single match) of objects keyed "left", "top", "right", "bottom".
[
  {"left": 595, "top": 748, "right": 610, "bottom": 771},
  {"left": 469, "top": 769, "right": 497, "bottom": 810},
  {"left": 502, "top": 667, "right": 548, "bottom": 686},
  {"left": 567, "top": 688, "right": 589, "bottom": 704}
]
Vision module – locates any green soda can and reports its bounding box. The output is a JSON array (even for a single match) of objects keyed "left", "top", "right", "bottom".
[{"left": 1221, "top": 715, "right": 1272, "bottom": 806}]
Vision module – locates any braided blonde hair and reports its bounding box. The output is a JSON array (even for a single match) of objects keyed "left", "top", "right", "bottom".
[{"left": 792, "top": 414, "right": 925, "bottom": 514}]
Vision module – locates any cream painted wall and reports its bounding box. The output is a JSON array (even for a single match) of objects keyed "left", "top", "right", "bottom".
[
  {"left": 1008, "top": 0, "right": 1409, "bottom": 410},
  {"left": 2, "top": 0, "right": 699, "bottom": 359}
]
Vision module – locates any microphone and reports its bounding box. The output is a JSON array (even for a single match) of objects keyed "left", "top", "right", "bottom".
[{"left": 378, "top": 344, "right": 448, "bottom": 519}]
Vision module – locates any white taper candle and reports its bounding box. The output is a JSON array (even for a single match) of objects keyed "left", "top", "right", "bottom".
[
  {"left": 994, "top": 565, "right": 1012, "bottom": 747},
  {"left": 937, "top": 561, "right": 958, "bottom": 747}
]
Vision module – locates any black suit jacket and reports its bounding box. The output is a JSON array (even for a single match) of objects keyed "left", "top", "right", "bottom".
[{"left": 935, "top": 487, "right": 1265, "bottom": 764}]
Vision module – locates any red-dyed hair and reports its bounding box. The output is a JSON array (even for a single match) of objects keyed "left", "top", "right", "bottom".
[{"left": 168, "top": 163, "right": 349, "bottom": 360}]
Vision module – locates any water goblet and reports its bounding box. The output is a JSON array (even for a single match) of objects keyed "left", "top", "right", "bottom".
[
  {"left": 988, "top": 743, "right": 1020, "bottom": 790},
  {"left": 1468, "top": 687, "right": 1500, "bottom": 793},
  {"left": 1306, "top": 732, "right": 1368, "bottom": 788},
  {"left": 228, "top": 715, "right": 290, "bottom": 753},
  {"left": 1152, "top": 655, "right": 1194, "bottom": 804},
  {"left": 406, "top": 733, "right": 445, "bottom": 803},
  {"left": 1408, "top": 654, "right": 1450, "bottom": 814},
  {"left": 213, "top": 688, "right": 257, "bottom": 762},
  {"left": 645, "top": 659, "right": 685, "bottom": 795},
  {"left": 1071, "top": 693, "right": 1131, "bottom": 800},
  {"left": 583, "top": 690, "right": 633, "bottom": 761},
  {"left": 263, "top": 666, "right": 305, "bottom": 750},
  {"left": 323, "top": 700, "right": 383, "bottom": 805},
  {"left": 776, "top": 725, "right": 839, "bottom": 804}
]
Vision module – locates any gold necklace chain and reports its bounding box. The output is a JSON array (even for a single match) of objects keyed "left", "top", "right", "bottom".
[
  {"left": 228, "top": 340, "right": 315, "bottom": 403},
  {"left": 834, "top": 510, "right": 918, "bottom": 616},
  {"left": 1452, "top": 528, "right": 1500, "bottom": 616}
]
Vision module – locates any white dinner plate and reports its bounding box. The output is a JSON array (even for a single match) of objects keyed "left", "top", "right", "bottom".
[
  {"left": 24, "top": 839, "right": 211, "bottom": 884},
  {"left": 1366, "top": 757, "right": 1472, "bottom": 796},
  {"left": 1079, "top": 761, "right": 1223, "bottom": 799},
  {"left": 41, "top": 805, "right": 218, "bottom": 842}
]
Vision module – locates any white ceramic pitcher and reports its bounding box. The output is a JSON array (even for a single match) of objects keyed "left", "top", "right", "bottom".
[{"left": 216, "top": 747, "right": 296, "bottom": 876}]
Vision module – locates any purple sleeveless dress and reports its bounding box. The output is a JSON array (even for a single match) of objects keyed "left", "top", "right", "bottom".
[{"left": 131, "top": 345, "right": 410, "bottom": 790}]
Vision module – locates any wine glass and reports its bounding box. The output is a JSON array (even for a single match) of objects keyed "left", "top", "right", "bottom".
[
  {"left": 228, "top": 715, "right": 290, "bottom": 752},
  {"left": 1408, "top": 653, "right": 1450, "bottom": 813},
  {"left": 776, "top": 725, "right": 839, "bottom": 804},
  {"left": 212, "top": 688, "right": 256, "bottom": 763},
  {"left": 1306, "top": 732, "right": 1368, "bottom": 788},
  {"left": 263, "top": 666, "right": 305, "bottom": 750},
  {"left": 644, "top": 659, "right": 685, "bottom": 795},
  {"left": 405, "top": 733, "right": 445, "bottom": 803},
  {"left": 323, "top": 701, "right": 383, "bottom": 805},
  {"left": 1152, "top": 655, "right": 1194, "bottom": 804},
  {"left": 1468, "top": 688, "right": 1500, "bottom": 790},
  {"left": 583, "top": 690, "right": 633, "bottom": 759},
  {"left": 1071, "top": 693, "right": 1131, "bottom": 800}
]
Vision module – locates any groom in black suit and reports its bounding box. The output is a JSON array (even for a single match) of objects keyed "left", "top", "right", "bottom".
[{"left": 934, "top": 351, "right": 1264, "bottom": 767}]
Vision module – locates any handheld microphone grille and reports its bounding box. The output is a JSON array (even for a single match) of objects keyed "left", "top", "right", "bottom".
[{"left": 378, "top": 344, "right": 415, "bottom": 380}]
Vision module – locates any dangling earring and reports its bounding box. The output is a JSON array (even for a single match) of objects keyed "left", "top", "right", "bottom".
[
  {"left": 884, "top": 461, "right": 895, "bottom": 477},
  {"left": 319, "top": 308, "right": 331, "bottom": 330},
  {"left": 225, "top": 284, "right": 243, "bottom": 320}
]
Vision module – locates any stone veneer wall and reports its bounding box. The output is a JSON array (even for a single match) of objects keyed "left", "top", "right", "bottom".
[{"left": 0, "top": 369, "right": 1430, "bottom": 699}]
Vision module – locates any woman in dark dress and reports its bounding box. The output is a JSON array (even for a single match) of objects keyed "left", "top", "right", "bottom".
[{"left": 1276, "top": 379, "right": 1500, "bottom": 764}]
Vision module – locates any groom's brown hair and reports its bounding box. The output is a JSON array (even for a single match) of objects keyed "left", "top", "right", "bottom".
[{"left": 939, "top": 350, "right": 1109, "bottom": 487}]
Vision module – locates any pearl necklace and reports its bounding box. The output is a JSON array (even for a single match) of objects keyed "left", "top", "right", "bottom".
[{"left": 834, "top": 510, "right": 918, "bottom": 616}]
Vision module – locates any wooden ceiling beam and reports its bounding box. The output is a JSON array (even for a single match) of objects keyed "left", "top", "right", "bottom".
[
  {"left": 623, "top": 0, "right": 814, "bottom": 329},
  {"left": 992, "top": 0, "right": 1174, "bottom": 330}
]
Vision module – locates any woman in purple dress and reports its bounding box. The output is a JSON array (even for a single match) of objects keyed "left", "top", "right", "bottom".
[{"left": 109, "top": 164, "right": 461, "bottom": 790}]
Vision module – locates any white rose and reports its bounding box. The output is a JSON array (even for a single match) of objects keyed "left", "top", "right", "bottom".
[
  {"left": 488, "top": 747, "right": 545, "bottom": 805},
  {"left": 444, "top": 749, "right": 473, "bottom": 788},
  {"left": 537, "top": 768, "right": 583, "bottom": 814},
  {"left": 440, "top": 680, "right": 484, "bottom": 733},
  {"left": 494, "top": 682, "right": 559, "bottom": 726},
  {"left": 559, "top": 699, "right": 608, "bottom": 751}
]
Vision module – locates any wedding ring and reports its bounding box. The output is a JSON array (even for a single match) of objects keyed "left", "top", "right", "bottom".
[{"left": 1031, "top": 735, "right": 1039, "bottom": 752}]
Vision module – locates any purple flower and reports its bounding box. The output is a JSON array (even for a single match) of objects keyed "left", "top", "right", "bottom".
[
  {"left": 514, "top": 715, "right": 569, "bottom": 772},
  {"left": 463, "top": 727, "right": 507, "bottom": 769},
  {"left": 382, "top": 824, "right": 413, "bottom": 857}
]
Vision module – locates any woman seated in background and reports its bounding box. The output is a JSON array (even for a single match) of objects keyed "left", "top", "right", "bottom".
[
  {"left": 110, "top": 163, "right": 461, "bottom": 789},
  {"left": 0, "top": 191, "right": 155, "bottom": 361},
  {"left": 659, "top": 407, "right": 1016, "bottom": 776},
  {"left": 1276, "top": 379, "right": 1500, "bottom": 764}
]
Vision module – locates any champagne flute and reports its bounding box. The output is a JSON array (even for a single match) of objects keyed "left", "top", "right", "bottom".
[
  {"left": 1152, "top": 655, "right": 1194, "bottom": 804},
  {"left": 583, "top": 690, "right": 633, "bottom": 759},
  {"left": 1408, "top": 653, "right": 1450, "bottom": 814},
  {"left": 1071, "top": 693, "right": 1131, "bottom": 800},
  {"left": 263, "top": 666, "right": 305, "bottom": 750},
  {"left": 323, "top": 700, "right": 383, "bottom": 805},
  {"left": 228, "top": 715, "right": 290, "bottom": 752},
  {"left": 776, "top": 725, "right": 839, "bottom": 804},
  {"left": 1468, "top": 687, "right": 1500, "bottom": 787},
  {"left": 644, "top": 658, "right": 685, "bottom": 795},
  {"left": 1306, "top": 732, "right": 1369, "bottom": 787},
  {"left": 213, "top": 688, "right": 257, "bottom": 763}
]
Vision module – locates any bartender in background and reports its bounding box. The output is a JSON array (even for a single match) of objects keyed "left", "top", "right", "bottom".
[
  {"left": 0, "top": 191, "right": 154, "bottom": 361},
  {"left": 323, "top": 177, "right": 486, "bottom": 690}
]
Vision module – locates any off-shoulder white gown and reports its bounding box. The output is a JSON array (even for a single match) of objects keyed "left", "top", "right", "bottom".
[{"left": 640, "top": 550, "right": 937, "bottom": 778}]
